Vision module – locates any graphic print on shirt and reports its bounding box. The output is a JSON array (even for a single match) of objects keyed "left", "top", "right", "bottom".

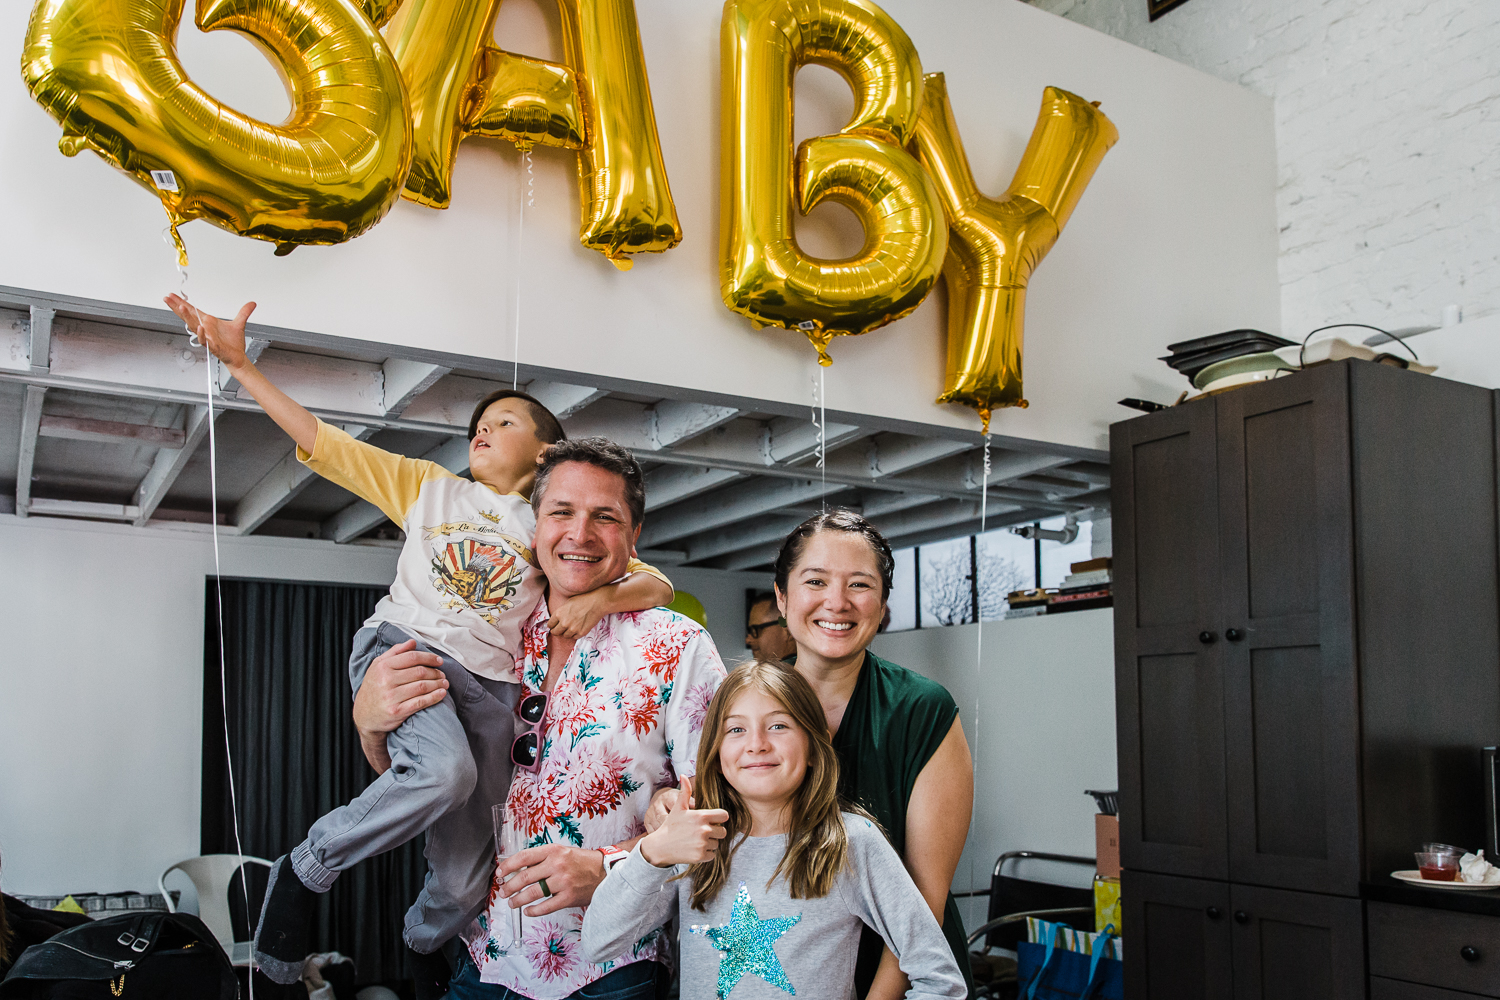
[
  {"left": 423, "top": 508, "right": 533, "bottom": 625},
  {"left": 690, "top": 883, "right": 803, "bottom": 998}
]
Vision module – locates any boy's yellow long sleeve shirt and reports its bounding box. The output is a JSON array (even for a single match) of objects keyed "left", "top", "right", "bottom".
[{"left": 299, "top": 420, "right": 669, "bottom": 682}]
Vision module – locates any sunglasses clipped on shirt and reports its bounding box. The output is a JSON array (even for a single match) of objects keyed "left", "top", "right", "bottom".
[{"left": 510, "top": 693, "right": 549, "bottom": 773}]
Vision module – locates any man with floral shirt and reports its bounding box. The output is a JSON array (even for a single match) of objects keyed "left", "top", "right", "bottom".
[{"left": 442, "top": 437, "right": 727, "bottom": 1000}]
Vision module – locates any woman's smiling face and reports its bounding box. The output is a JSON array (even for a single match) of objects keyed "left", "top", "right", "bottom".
[{"left": 776, "top": 530, "right": 886, "bottom": 670}]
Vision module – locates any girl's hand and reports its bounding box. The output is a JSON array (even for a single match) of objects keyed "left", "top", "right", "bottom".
[
  {"left": 163, "top": 294, "right": 256, "bottom": 371},
  {"left": 639, "top": 777, "right": 728, "bottom": 867}
]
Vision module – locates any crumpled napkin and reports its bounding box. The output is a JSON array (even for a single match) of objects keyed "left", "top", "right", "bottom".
[{"left": 1459, "top": 851, "right": 1500, "bottom": 884}]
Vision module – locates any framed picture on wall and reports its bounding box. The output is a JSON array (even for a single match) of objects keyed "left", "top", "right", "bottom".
[{"left": 1149, "top": 0, "right": 1190, "bottom": 20}]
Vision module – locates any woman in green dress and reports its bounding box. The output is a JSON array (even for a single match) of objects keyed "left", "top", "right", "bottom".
[{"left": 771, "top": 509, "right": 975, "bottom": 998}]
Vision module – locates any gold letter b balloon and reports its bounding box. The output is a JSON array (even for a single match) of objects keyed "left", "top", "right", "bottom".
[{"left": 21, "top": 0, "right": 413, "bottom": 261}]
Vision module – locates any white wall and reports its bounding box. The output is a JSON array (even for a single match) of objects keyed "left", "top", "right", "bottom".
[
  {"left": 871, "top": 608, "right": 1116, "bottom": 928},
  {"left": 1030, "top": 0, "right": 1500, "bottom": 335},
  {"left": 0, "top": 0, "right": 1278, "bottom": 450},
  {"left": 0, "top": 515, "right": 758, "bottom": 896}
]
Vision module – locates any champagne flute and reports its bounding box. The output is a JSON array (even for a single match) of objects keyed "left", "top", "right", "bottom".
[{"left": 492, "top": 803, "right": 524, "bottom": 946}]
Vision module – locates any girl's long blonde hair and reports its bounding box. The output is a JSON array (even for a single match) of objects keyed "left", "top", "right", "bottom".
[{"left": 686, "top": 659, "right": 853, "bottom": 910}]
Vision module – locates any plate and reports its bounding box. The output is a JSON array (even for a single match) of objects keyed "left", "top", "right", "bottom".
[
  {"left": 1391, "top": 870, "right": 1500, "bottom": 890},
  {"left": 1191, "top": 351, "right": 1296, "bottom": 390}
]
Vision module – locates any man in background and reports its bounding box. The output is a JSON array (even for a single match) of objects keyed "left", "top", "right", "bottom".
[{"left": 745, "top": 591, "right": 796, "bottom": 661}]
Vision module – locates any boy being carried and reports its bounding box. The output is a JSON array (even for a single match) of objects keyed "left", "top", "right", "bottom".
[{"left": 167, "top": 296, "right": 673, "bottom": 992}]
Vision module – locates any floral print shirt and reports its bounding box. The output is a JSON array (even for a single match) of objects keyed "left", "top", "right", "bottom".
[{"left": 465, "top": 603, "right": 727, "bottom": 998}]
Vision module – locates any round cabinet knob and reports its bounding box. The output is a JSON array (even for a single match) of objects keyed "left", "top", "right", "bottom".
[
  {"left": 1205, "top": 907, "right": 1222, "bottom": 920},
  {"left": 1461, "top": 946, "right": 1481, "bottom": 963},
  {"left": 1199, "top": 631, "right": 1217, "bottom": 644},
  {"left": 1234, "top": 911, "right": 1250, "bottom": 924},
  {"left": 1226, "top": 628, "right": 1244, "bottom": 642}
]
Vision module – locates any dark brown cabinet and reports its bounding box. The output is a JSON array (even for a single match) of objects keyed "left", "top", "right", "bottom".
[{"left": 1112, "top": 361, "right": 1500, "bottom": 997}]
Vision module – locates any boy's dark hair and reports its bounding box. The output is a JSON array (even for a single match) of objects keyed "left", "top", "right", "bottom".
[
  {"left": 468, "top": 390, "right": 566, "bottom": 446},
  {"left": 773, "top": 508, "right": 895, "bottom": 600},
  {"left": 531, "top": 437, "right": 646, "bottom": 527}
]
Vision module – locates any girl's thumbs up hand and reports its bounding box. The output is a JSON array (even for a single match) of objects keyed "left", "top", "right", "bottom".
[{"left": 639, "top": 776, "right": 728, "bottom": 868}]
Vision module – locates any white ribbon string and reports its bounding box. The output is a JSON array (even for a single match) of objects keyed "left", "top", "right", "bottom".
[
  {"left": 513, "top": 148, "right": 534, "bottom": 391},
  {"left": 968, "top": 433, "right": 992, "bottom": 912},
  {"left": 812, "top": 369, "right": 827, "bottom": 511},
  {"left": 173, "top": 239, "right": 253, "bottom": 997}
]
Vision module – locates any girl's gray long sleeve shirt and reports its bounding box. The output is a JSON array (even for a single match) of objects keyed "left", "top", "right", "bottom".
[{"left": 581, "top": 812, "right": 966, "bottom": 1000}]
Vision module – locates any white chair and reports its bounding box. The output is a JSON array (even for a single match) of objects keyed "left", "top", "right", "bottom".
[{"left": 159, "top": 854, "right": 274, "bottom": 967}]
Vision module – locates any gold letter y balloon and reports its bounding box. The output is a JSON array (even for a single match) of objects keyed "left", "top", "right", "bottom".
[
  {"left": 721, "top": 0, "right": 949, "bottom": 364},
  {"left": 913, "top": 74, "right": 1117, "bottom": 430},
  {"left": 385, "top": 0, "right": 681, "bottom": 268},
  {"left": 21, "top": 0, "right": 413, "bottom": 262}
]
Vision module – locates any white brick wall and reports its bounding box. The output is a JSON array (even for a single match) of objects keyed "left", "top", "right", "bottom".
[{"left": 1029, "top": 0, "right": 1500, "bottom": 336}]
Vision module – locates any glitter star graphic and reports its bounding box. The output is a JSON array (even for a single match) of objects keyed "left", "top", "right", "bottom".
[{"left": 690, "top": 883, "right": 802, "bottom": 998}]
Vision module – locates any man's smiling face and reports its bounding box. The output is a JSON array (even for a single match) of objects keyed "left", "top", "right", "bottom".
[{"left": 533, "top": 461, "right": 638, "bottom": 602}]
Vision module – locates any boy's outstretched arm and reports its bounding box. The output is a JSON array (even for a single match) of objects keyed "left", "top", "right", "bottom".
[
  {"left": 547, "top": 571, "right": 675, "bottom": 639},
  {"left": 163, "top": 294, "right": 317, "bottom": 453}
]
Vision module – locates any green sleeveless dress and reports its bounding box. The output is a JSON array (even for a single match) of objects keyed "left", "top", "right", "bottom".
[{"left": 831, "top": 650, "right": 975, "bottom": 996}]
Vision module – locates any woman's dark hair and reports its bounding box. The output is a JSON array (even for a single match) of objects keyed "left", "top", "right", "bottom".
[
  {"left": 468, "top": 389, "right": 566, "bottom": 445},
  {"left": 774, "top": 509, "right": 894, "bottom": 600},
  {"left": 531, "top": 437, "right": 646, "bottom": 527}
]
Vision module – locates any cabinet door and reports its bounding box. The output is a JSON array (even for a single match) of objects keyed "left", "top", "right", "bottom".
[
  {"left": 1112, "top": 402, "right": 1227, "bottom": 880},
  {"left": 1229, "top": 884, "right": 1365, "bottom": 1000},
  {"left": 1216, "top": 365, "right": 1361, "bottom": 895},
  {"left": 1121, "top": 870, "right": 1233, "bottom": 1000}
]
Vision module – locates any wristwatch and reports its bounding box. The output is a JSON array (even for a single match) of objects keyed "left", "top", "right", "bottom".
[{"left": 598, "top": 845, "right": 629, "bottom": 872}]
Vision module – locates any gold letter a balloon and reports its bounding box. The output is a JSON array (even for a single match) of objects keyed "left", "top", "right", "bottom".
[
  {"left": 21, "top": 0, "right": 413, "bottom": 262},
  {"left": 913, "top": 74, "right": 1117, "bottom": 430}
]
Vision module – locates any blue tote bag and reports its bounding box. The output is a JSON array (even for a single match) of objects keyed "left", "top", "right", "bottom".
[{"left": 1016, "top": 923, "right": 1124, "bottom": 1000}]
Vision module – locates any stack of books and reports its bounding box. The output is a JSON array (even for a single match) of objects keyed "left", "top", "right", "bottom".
[
  {"left": 1005, "top": 588, "right": 1051, "bottom": 619},
  {"left": 1049, "top": 557, "right": 1112, "bottom": 614}
]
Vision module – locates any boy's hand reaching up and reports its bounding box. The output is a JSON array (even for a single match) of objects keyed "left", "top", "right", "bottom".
[
  {"left": 163, "top": 293, "right": 317, "bottom": 453},
  {"left": 164, "top": 294, "right": 256, "bottom": 371}
]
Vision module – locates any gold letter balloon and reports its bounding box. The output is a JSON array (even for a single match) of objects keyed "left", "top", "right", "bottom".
[
  {"left": 913, "top": 74, "right": 1117, "bottom": 430},
  {"left": 385, "top": 0, "right": 681, "bottom": 268},
  {"left": 21, "top": 0, "right": 413, "bottom": 263},
  {"left": 720, "top": 0, "right": 949, "bottom": 365}
]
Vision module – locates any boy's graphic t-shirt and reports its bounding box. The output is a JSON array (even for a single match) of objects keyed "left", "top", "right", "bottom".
[{"left": 299, "top": 420, "right": 668, "bottom": 681}]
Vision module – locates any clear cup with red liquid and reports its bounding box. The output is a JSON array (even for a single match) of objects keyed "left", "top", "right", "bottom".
[{"left": 1416, "top": 851, "right": 1461, "bottom": 881}]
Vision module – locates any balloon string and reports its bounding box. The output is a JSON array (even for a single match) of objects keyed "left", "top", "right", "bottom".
[
  {"left": 968, "top": 433, "right": 991, "bottom": 906},
  {"left": 811, "top": 369, "right": 826, "bottom": 511},
  {"left": 512, "top": 148, "right": 535, "bottom": 391},
  {"left": 169, "top": 230, "right": 252, "bottom": 1000}
]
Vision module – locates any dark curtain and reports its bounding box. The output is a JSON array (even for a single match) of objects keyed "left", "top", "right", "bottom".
[{"left": 202, "top": 578, "right": 426, "bottom": 987}]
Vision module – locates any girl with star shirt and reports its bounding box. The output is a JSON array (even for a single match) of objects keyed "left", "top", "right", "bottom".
[{"left": 580, "top": 660, "right": 965, "bottom": 1000}]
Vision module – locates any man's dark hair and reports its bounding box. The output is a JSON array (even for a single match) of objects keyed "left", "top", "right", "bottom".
[
  {"left": 773, "top": 508, "right": 895, "bottom": 600},
  {"left": 531, "top": 437, "right": 646, "bottom": 527},
  {"left": 468, "top": 389, "right": 566, "bottom": 446}
]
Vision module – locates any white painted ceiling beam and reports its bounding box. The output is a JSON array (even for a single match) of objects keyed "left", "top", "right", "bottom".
[
  {"left": 974, "top": 452, "right": 1074, "bottom": 488},
  {"left": 647, "top": 400, "right": 741, "bottom": 450},
  {"left": 232, "top": 424, "right": 376, "bottom": 536},
  {"left": 526, "top": 380, "right": 610, "bottom": 420},
  {"left": 29, "top": 498, "right": 140, "bottom": 521},
  {"left": 16, "top": 385, "right": 46, "bottom": 517},
  {"left": 716, "top": 542, "right": 784, "bottom": 572},
  {"left": 216, "top": 337, "right": 269, "bottom": 396},
  {"left": 39, "top": 414, "right": 186, "bottom": 448},
  {"left": 644, "top": 464, "right": 745, "bottom": 511},
  {"left": 323, "top": 434, "right": 471, "bottom": 543},
  {"left": 685, "top": 515, "right": 806, "bottom": 563},
  {"left": 762, "top": 415, "right": 869, "bottom": 465},
  {"left": 28, "top": 306, "right": 54, "bottom": 374},
  {"left": 851, "top": 434, "right": 974, "bottom": 479},
  {"left": 860, "top": 491, "right": 943, "bottom": 519},
  {"left": 639, "top": 477, "right": 846, "bottom": 548},
  {"left": 133, "top": 404, "right": 215, "bottom": 526},
  {"left": 382, "top": 360, "right": 452, "bottom": 417}
]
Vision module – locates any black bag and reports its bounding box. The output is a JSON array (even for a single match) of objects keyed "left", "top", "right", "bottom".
[{"left": 0, "top": 911, "right": 238, "bottom": 1000}]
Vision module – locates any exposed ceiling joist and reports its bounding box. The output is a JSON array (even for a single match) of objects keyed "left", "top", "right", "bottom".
[
  {"left": 38, "top": 414, "right": 185, "bottom": 448},
  {"left": 763, "top": 415, "right": 868, "bottom": 465},
  {"left": 216, "top": 337, "right": 269, "bottom": 396},
  {"left": 382, "top": 360, "right": 451, "bottom": 416},
  {"left": 647, "top": 400, "right": 740, "bottom": 450},
  {"left": 133, "top": 404, "right": 215, "bottom": 526},
  {"left": 715, "top": 542, "right": 783, "bottom": 572},
  {"left": 28, "top": 306, "right": 54, "bottom": 375},
  {"left": 16, "top": 385, "right": 45, "bottom": 517},
  {"left": 323, "top": 434, "right": 471, "bottom": 543},
  {"left": 639, "top": 477, "right": 846, "bottom": 548},
  {"left": 30, "top": 497, "right": 140, "bottom": 521},
  {"left": 526, "top": 380, "right": 609, "bottom": 420},
  {"left": 684, "top": 515, "right": 806, "bottom": 563},
  {"left": 644, "top": 465, "right": 745, "bottom": 511}
]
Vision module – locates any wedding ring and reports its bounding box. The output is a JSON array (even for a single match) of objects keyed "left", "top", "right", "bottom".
[{"left": 538, "top": 877, "right": 553, "bottom": 898}]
